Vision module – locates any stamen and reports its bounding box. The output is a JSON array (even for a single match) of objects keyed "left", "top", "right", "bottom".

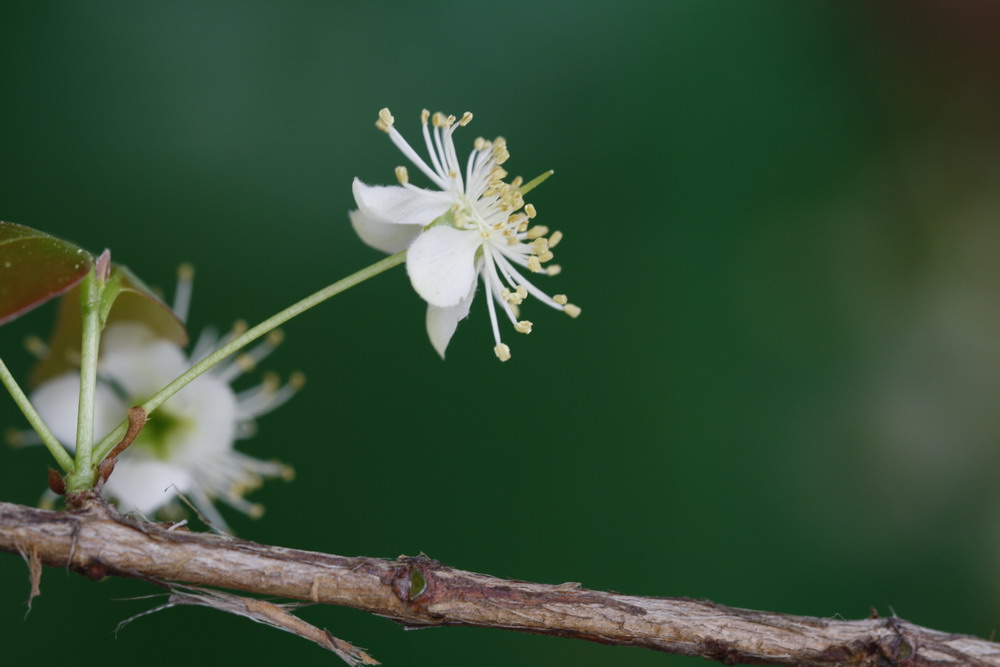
[
  {"left": 23, "top": 335, "right": 48, "bottom": 360},
  {"left": 459, "top": 111, "right": 473, "bottom": 126},
  {"left": 514, "top": 321, "right": 533, "bottom": 334},
  {"left": 545, "top": 264, "right": 562, "bottom": 276},
  {"left": 537, "top": 250, "right": 554, "bottom": 263},
  {"left": 494, "top": 343, "right": 511, "bottom": 362},
  {"left": 517, "top": 285, "right": 528, "bottom": 301},
  {"left": 510, "top": 175, "right": 523, "bottom": 188},
  {"left": 524, "top": 203, "right": 537, "bottom": 218},
  {"left": 432, "top": 112, "right": 446, "bottom": 128},
  {"left": 375, "top": 107, "right": 395, "bottom": 133},
  {"left": 563, "top": 304, "right": 582, "bottom": 318},
  {"left": 173, "top": 263, "right": 195, "bottom": 324},
  {"left": 421, "top": 108, "right": 430, "bottom": 124},
  {"left": 528, "top": 256, "right": 543, "bottom": 273},
  {"left": 531, "top": 238, "right": 549, "bottom": 253},
  {"left": 553, "top": 294, "right": 569, "bottom": 305},
  {"left": 395, "top": 165, "right": 409, "bottom": 184},
  {"left": 548, "top": 230, "right": 563, "bottom": 248}
]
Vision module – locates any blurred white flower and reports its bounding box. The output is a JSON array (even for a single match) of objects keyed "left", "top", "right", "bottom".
[
  {"left": 30, "top": 272, "right": 299, "bottom": 530},
  {"left": 351, "top": 108, "right": 580, "bottom": 361}
]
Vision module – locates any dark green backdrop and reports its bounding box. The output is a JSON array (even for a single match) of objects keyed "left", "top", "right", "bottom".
[{"left": 2, "top": 1, "right": 998, "bottom": 665}]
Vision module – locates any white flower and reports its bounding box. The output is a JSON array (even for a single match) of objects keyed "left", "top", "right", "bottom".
[
  {"left": 30, "top": 272, "right": 299, "bottom": 530},
  {"left": 351, "top": 108, "right": 580, "bottom": 361}
]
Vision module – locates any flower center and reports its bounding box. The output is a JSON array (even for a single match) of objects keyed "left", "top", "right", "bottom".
[{"left": 132, "top": 408, "right": 192, "bottom": 460}]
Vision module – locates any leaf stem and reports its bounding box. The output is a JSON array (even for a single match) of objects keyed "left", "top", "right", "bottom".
[
  {"left": 65, "top": 270, "right": 103, "bottom": 492},
  {"left": 0, "top": 356, "right": 75, "bottom": 473},
  {"left": 92, "top": 250, "right": 407, "bottom": 464}
]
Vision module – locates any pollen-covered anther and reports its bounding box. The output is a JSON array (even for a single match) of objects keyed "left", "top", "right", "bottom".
[
  {"left": 531, "top": 237, "right": 549, "bottom": 253},
  {"left": 23, "top": 335, "right": 48, "bottom": 359},
  {"left": 537, "top": 250, "right": 554, "bottom": 263},
  {"left": 446, "top": 114, "right": 456, "bottom": 126},
  {"left": 546, "top": 264, "right": 562, "bottom": 276},
  {"left": 267, "top": 330, "right": 285, "bottom": 346},
  {"left": 432, "top": 112, "right": 446, "bottom": 128},
  {"left": 502, "top": 288, "right": 524, "bottom": 305},
  {"left": 563, "top": 304, "right": 582, "bottom": 318},
  {"left": 232, "top": 320, "right": 249, "bottom": 335},
  {"left": 261, "top": 371, "right": 281, "bottom": 392},
  {"left": 511, "top": 192, "right": 524, "bottom": 210},
  {"left": 421, "top": 108, "right": 430, "bottom": 124},
  {"left": 289, "top": 371, "right": 307, "bottom": 390},
  {"left": 375, "top": 107, "right": 395, "bottom": 133},
  {"left": 548, "top": 230, "right": 563, "bottom": 248},
  {"left": 177, "top": 262, "right": 195, "bottom": 281},
  {"left": 459, "top": 111, "right": 473, "bottom": 126},
  {"left": 494, "top": 343, "right": 512, "bottom": 362},
  {"left": 474, "top": 137, "right": 490, "bottom": 151},
  {"left": 395, "top": 166, "right": 409, "bottom": 184},
  {"left": 490, "top": 166, "right": 508, "bottom": 182},
  {"left": 516, "top": 285, "right": 528, "bottom": 301},
  {"left": 528, "top": 256, "right": 543, "bottom": 273},
  {"left": 481, "top": 229, "right": 492, "bottom": 239},
  {"left": 510, "top": 175, "right": 523, "bottom": 188},
  {"left": 526, "top": 225, "right": 550, "bottom": 240},
  {"left": 524, "top": 203, "right": 537, "bottom": 219},
  {"left": 515, "top": 320, "right": 533, "bottom": 334},
  {"left": 236, "top": 354, "right": 256, "bottom": 373},
  {"left": 553, "top": 294, "right": 569, "bottom": 305},
  {"left": 493, "top": 148, "right": 510, "bottom": 165}
]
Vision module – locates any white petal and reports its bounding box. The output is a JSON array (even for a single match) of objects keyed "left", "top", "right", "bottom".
[
  {"left": 100, "top": 323, "right": 188, "bottom": 398},
  {"left": 352, "top": 178, "right": 453, "bottom": 225},
  {"left": 426, "top": 283, "right": 477, "bottom": 358},
  {"left": 406, "top": 226, "right": 482, "bottom": 307},
  {"left": 31, "top": 373, "right": 127, "bottom": 447},
  {"left": 103, "top": 457, "right": 193, "bottom": 515},
  {"left": 349, "top": 209, "right": 422, "bottom": 254}
]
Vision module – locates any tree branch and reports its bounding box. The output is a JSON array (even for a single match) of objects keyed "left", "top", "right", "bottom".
[{"left": 0, "top": 498, "right": 997, "bottom": 666}]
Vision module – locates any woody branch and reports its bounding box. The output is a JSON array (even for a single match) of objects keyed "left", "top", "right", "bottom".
[{"left": 0, "top": 498, "right": 997, "bottom": 666}]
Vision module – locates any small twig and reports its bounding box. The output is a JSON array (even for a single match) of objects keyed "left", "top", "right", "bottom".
[{"left": 0, "top": 499, "right": 997, "bottom": 666}]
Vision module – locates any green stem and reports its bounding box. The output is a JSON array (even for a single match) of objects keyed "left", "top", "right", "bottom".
[
  {"left": 92, "top": 250, "right": 407, "bottom": 464},
  {"left": 65, "top": 270, "right": 103, "bottom": 492},
  {"left": 0, "top": 356, "right": 75, "bottom": 473}
]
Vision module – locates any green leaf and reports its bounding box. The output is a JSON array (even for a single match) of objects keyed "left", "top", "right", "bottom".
[
  {"left": 31, "top": 261, "right": 188, "bottom": 386},
  {"left": 0, "top": 221, "right": 94, "bottom": 326}
]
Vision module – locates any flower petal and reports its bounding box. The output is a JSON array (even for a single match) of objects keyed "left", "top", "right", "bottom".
[
  {"left": 31, "top": 372, "right": 127, "bottom": 447},
  {"left": 406, "top": 226, "right": 482, "bottom": 307},
  {"left": 426, "top": 283, "right": 476, "bottom": 358},
  {"left": 352, "top": 178, "right": 452, "bottom": 225},
  {"left": 349, "top": 209, "right": 422, "bottom": 254},
  {"left": 104, "top": 457, "right": 193, "bottom": 515},
  {"left": 100, "top": 323, "right": 188, "bottom": 398}
]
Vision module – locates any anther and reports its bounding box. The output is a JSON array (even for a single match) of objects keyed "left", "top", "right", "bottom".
[
  {"left": 526, "top": 225, "right": 549, "bottom": 240},
  {"left": 289, "top": 371, "right": 307, "bottom": 389},
  {"left": 421, "top": 109, "right": 430, "bottom": 125},
  {"left": 23, "top": 335, "right": 48, "bottom": 359},
  {"left": 446, "top": 114, "right": 456, "bottom": 126},
  {"left": 524, "top": 203, "right": 537, "bottom": 218},
  {"left": 232, "top": 320, "right": 249, "bottom": 335},
  {"left": 531, "top": 237, "right": 549, "bottom": 253},
  {"left": 537, "top": 250, "right": 554, "bottom": 263},
  {"left": 546, "top": 264, "right": 562, "bottom": 276},
  {"left": 236, "top": 354, "right": 256, "bottom": 372},
  {"left": 177, "top": 262, "right": 195, "bottom": 281},
  {"left": 432, "top": 112, "right": 445, "bottom": 128},
  {"left": 528, "top": 256, "right": 542, "bottom": 273},
  {"left": 474, "top": 137, "right": 489, "bottom": 151},
  {"left": 481, "top": 230, "right": 491, "bottom": 239},
  {"left": 510, "top": 175, "right": 523, "bottom": 188},
  {"left": 553, "top": 294, "right": 569, "bottom": 305},
  {"left": 514, "top": 320, "right": 533, "bottom": 334},
  {"left": 375, "top": 107, "right": 395, "bottom": 133},
  {"left": 548, "top": 230, "right": 563, "bottom": 248},
  {"left": 459, "top": 111, "right": 473, "bottom": 126},
  {"left": 563, "top": 304, "right": 582, "bottom": 318},
  {"left": 494, "top": 343, "right": 511, "bottom": 362},
  {"left": 395, "top": 165, "right": 409, "bottom": 184},
  {"left": 267, "top": 330, "right": 285, "bottom": 346},
  {"left": 516, "top": 285, "right": 528, "bottom": 300}
]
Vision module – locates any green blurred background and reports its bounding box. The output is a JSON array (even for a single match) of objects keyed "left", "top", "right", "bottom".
[{"left": 2, "top": 1, "right": 999, "bottom": 664}]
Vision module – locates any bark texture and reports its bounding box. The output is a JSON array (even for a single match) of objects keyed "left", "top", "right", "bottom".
[{"left": 1, "top": 498, "right": 997, "bottom": 666}]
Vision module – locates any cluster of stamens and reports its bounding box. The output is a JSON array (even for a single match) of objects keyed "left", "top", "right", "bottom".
[{"left": 376, "top": 107, "right": 581, "bottom": 361}]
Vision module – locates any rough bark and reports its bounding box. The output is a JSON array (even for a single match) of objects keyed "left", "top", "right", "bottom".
[{"left": 0, "top": 498, "right": 997, "bottom": 666}]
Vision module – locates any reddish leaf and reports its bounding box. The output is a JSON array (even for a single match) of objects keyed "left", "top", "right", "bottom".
[{"left": 0, "top": 221, "right": 93, "bottom": 326}]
